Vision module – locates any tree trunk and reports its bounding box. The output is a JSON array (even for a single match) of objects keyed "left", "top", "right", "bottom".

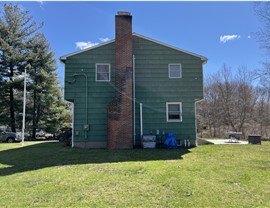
[
  {"left": 209, "top": 124, "right": 213, "bottom": 137},
  {"left": 36, "top": 102, "right": 41, "bottom": 130},
  {"left": 213, "top": 124, "right": 216, "bottom": 137}
]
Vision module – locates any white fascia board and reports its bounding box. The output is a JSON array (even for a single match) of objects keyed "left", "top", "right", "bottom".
[
  {"left": 132, "top": 33, "right": 208, "bottom": 63},
  {"left": 60, "top": 39, "right": 115, "bottom": 63}
]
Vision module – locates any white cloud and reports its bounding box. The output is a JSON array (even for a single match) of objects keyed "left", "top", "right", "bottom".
[
  {"left": 99, "top": 37, "right": 110, "bottom": 42},
  {"left": 220, "top": 35, "right": 240, "bottom": 43},
  {"left": 75, "top": 41, "right": 99, "bottom": 50},
  {"left": 75, "top": 37, "right": 110, "bottom": 50},
  {"left": 37, "top": 1, "right": 45, "bottom": 10}
]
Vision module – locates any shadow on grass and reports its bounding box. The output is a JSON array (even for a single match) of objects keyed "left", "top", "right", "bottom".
[{"left": 0, "top": 142, "right": 191, "bottom": 176}]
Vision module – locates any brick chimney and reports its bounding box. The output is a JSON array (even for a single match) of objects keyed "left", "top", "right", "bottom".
[{"left": 107, "top": 12, "right": 133, "bottom": 149}]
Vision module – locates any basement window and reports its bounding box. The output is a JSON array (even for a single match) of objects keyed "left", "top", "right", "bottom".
[
  {"left": 169, "top": 64, "right": 182, "bottom": 79},
  {"left": 96, "top": 64, "right": 110, "bottom": 82},
  {"left": 166, "top": 102, "right": 182, "bottom": 122}
]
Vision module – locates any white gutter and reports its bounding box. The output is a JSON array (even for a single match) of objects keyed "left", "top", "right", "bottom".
[
  {"left": 140, "top": 103, "right": 143, "bottom": 137},
  {"left": 71, "top": 102, "right": 74, "bottom": 148},
  {"left": 133, "top": 55, "right": 136, "bottom": 146},
  {"left": 194, "top": 98, "right": 204, "bottom": 145}
]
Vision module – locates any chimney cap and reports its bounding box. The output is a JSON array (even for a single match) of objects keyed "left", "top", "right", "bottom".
[{"left": 117, "top": 11, "right": 131, "bottom": 16}]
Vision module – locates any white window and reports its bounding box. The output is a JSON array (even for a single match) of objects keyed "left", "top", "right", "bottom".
[
  {"left": 168, "top": 64, "right": 182, "bottom": 79},
  {"left": 166, "top": 102, "right": 182, "bottom": 122},
  {"left": 96, "top": 64, "right": 110, "bottom": 82}
]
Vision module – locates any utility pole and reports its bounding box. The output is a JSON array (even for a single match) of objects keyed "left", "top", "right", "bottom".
[{"left": 21, "top": 67, "right": 27, "bottom": 146}]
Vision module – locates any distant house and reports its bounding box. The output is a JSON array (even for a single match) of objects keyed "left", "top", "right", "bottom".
[{"left": 60, "top": 12, "right": 207, "bottom": 149}]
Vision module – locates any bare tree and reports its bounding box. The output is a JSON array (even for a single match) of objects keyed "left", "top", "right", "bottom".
[
  {"left": 234, "top": 66, "right": 257, "bottom": 133},
  {"left": 254, "top": 2, "right": 270, "bottom": 55},
  {"left": 197, "top": 65, "right": 257, "bottom": 138},
  {"left": 254, "top": 85, "right": 270, "bottom": 137},
  {"left": 197, "top": 78, "right": 221, "bottom": 137},
  {"left": 214, "top": 65, "right": 237, "bottom": 131},
  {"left": 254, "top": 3, "right": 270, "bottom": 83}
]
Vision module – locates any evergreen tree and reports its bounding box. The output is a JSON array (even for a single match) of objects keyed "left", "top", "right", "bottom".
[
  {"left": 27, "top": 33, "right": 55, "bottom": 138},
  {"left": 0, "top": 3, "right": 41, "bottom": 131},
  {"left": 0, "top": 4, "right": 71, "bottom": 135},
  {"left": 27, "top": 33, "right": 71, "bottom": 137}
]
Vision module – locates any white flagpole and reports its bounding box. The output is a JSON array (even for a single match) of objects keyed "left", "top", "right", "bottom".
[{"left": 21, "top": 67, "right": 27, "bottom": 146}]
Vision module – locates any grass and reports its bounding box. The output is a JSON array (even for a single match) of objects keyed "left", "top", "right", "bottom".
[{"left": 0, "top": 141, "right": 269, "bottom": 207}]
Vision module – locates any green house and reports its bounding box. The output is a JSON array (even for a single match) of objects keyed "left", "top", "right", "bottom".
[{"left": 60, "top": 12, "right": 207, "bottom": 149}]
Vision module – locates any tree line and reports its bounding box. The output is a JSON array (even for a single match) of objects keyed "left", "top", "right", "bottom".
[
  {"left": 197, "top": 65, "right": 270, "bottom": 138},
  {"left": 197, "top": 2, "right": 270, "bottom": 139},
  {"left": 0, "top": 4, "right": 71, "bottom": 138}
]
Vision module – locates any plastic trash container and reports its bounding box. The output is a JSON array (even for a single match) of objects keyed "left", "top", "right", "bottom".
[{"left": 248, "top": 135, "right": 261, "bottom": 144}]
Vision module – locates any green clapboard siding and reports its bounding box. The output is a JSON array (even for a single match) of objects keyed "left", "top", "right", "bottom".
[
  {"left": 64, "top": 42, "right": 115, "bottom": 142},
  {"left": 133, "top": 36, "right": 204, "bottom": 143},
  {"left": 64, "top": 35, "right": 204, "bottom": 144}
]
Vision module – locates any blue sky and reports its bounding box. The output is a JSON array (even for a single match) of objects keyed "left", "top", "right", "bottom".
[{"left": 1, "top": 1, "right": 263, "bottom": 86}]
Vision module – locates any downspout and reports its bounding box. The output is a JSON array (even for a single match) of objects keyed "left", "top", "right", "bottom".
[
  {"left": 194, "top": 59, "right": 207, "bottom": 144},
  {"left": 194, "top": 99, "right": 204, "bottom": 133},
  {"left": 82, "top": 72, "right": 88, "bottom": 148},
  {"left": 84, "top": 72, "right": 88, "bottom": 142},
  {"left": 71, "top": 102, "right": 74, "bottom": 148},
  {"left": 195, "top": 98, "right": 204, "bottom": 146},
  {"left": 60, "top": 59, "right": 78, "bottom": 148},
  {"left": 133, "top": 55, "right": 136, "bottom": 146},
  {"left": 63, "top": 100, "right": 74, "bottom": 148},
  {"left": 140, "top": 103, "right": 143, "bottom": 137}
]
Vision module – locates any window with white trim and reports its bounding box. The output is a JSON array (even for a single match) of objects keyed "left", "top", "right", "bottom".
[
  {"left": 166, "top": 102, "right": 182, "bottom": 122},
  {"left": 96, "top": 64, "right": 110, "bottom": 82},
  {"left": 168, "top": 64, "right": 182, "bottom": 78}
]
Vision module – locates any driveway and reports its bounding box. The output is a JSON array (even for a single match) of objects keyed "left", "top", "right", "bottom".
[{"left": 204, "top": 139, "right": 248, "bottom": 145}]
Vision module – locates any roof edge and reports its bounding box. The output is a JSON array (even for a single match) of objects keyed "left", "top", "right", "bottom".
[
  {"left": 60, "top": 33, "right": 208, "bottom": 64},
  {"left": 133, "top": 33, "right": 208, "bottom": 63},
  {"left": 60, "top": 39, "right": 115, "bottom": 63}
]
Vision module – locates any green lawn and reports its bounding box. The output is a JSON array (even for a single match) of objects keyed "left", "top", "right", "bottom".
[{"left": 0, "top": 141, "right": 269, "bottom": 207}]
